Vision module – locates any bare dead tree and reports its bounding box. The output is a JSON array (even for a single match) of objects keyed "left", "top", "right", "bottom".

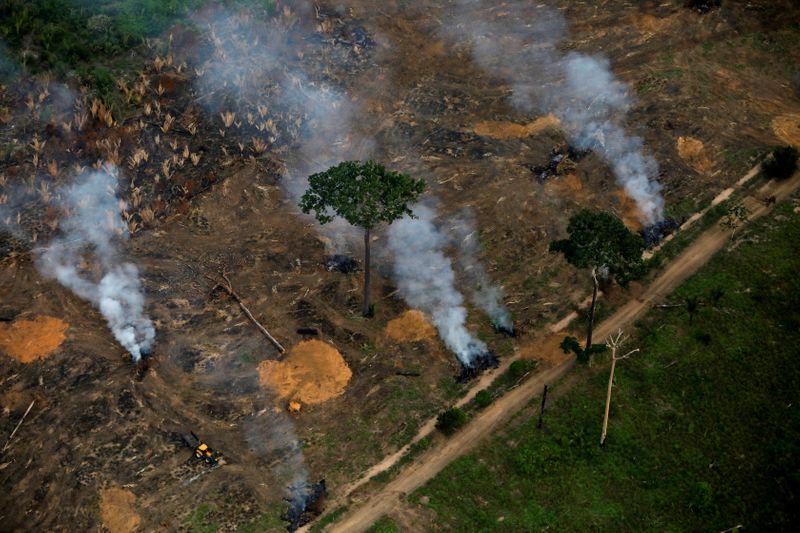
[
  {"left": 207, "top": 272, "right": 286, "bottom": 354},
  {"left": 601, "top": 330, "right": 639, "bottom": 447}
]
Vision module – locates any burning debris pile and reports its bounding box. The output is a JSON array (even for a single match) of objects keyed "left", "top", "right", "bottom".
[
  {"left": 389, "top": 205, "right": 509, "bottom": 380},
  {"left": 324, "top": 254, "right": 359, "bottom": 273},
  {"left": 528, "top": 145, "right": 591, "bottom": 183},
  {"left": 641, "top": 218, "right": 681, "bottom": 248},
  {"left": 457, "top": 347, "right": 500, "bottom": 383},
  {"left": 282, "top": 479, "right": 326, "bottom": 532},
  {"left": 34, "top": 166, "right": 155, "bottom": 364}
]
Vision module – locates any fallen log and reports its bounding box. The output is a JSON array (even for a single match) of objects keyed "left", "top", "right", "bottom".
[
  {"left": 3, "top": 400, "right": 35, "bottom": 452},
  {"left": 207, "top": 272, "right": 286, "bottom": 354}
]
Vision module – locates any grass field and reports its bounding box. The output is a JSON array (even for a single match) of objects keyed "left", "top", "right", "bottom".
[{"left": 413, "top": 196, "right": 800, "bottom": 531}]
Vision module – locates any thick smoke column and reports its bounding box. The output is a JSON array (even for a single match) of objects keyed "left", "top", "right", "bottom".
[
  {"left": 388, "top": 205, "right": 487, "bottom": 367},
  {"left": 448, "top": 2, "right": 664, "bottom": 224},
  {"left": 450, "top": 209, "right": 512, "bottom": 330},
  {"left": 35, "top": 167, "right": 155, "bottom": 361}
]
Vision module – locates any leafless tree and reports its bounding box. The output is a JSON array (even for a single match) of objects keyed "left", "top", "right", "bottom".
[{"left": 601, "top": 330, "right": 639, "bottom": 447}]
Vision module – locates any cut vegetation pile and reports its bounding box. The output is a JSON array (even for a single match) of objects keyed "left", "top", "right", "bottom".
[
  {"left": 99, "top": 487, "right": 140, "bottom": 533},
  {"left": 257, "top": 340, "right": 352, "bottom": 405},
  {"left": 0, "top": 315, "right": 68, "bottom": 363},
  {"left": 385, "top": 310, "right": 437, "bottom": 343}
]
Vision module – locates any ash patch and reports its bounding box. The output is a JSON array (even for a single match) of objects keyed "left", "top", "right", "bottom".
[
  {"left": 684, "top": 0, "right": 721, "bottom": 13},
  {"left": 282, "top": 479, "right": 326, "bottom": 532},
  {"left": 325, "top": 254, "right": 359, "bottom": 273},
  {"left": 529, "top": 145, "right": 591, "bottom": 183},
  {"left": 641, "top": 218, "right": 681, "bottom": 248},
  {"left": 457, "top": 350, "right": 500, "bottom": 383}
]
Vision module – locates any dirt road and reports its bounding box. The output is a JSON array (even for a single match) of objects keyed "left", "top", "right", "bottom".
[{"left": 324, "top": 171, "right": 800, "bottom": 532}]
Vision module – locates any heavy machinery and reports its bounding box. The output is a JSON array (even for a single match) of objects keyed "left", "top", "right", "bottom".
[{"left": 181, "top": 432, "right": 222, "bottom": 465}]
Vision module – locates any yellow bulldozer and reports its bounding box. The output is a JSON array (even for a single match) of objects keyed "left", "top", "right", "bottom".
[{"left": 181, "top": 432, "right": 222, "bottom": 465}]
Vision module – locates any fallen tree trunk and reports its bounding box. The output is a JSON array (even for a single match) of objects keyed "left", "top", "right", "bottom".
[{"left": 208, "top": 273, "right": 286, "bottom": 354}]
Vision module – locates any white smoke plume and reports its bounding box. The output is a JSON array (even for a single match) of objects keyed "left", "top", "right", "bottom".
[
  {"left": 35, "top": 166, "right": 155, "bottom": 361},
  {"left": 388, "top": 204, "right": 488, "bottom": 367},
  {"left": 450, "top": 208, "right": 512, "bottom": 330},
  {"left": 447, "top": 2, "right": 665, "bottom": 224}
]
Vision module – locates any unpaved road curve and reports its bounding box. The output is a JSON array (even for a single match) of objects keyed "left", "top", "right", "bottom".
[{"left": 325, "top": 172, "right": 800, "bottom": 533}]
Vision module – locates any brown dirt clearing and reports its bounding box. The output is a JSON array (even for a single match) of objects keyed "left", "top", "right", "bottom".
[
  {"left": 471, "top": 114, "right": 560, "bottom": 139},
  {"left": 0, "top": 315, "right": 68, "bottom": 363},
  {"left": 384, "top": 310, "right": 436, "bottom": 343},
  {"left": 99, "top": 487, "right": 140, "bottom": 533},
  {"left": 258, "top": 339, "right": 352, "bottom": 405},
  {"left": 677, "top": 136, "right": 713, "bottom": 173},
  {"left": 772, "top": 113, "right": 800, "bottom": 148}
]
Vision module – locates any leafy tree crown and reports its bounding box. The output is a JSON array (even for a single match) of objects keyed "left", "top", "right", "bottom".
[
  {"left": 549, "top": 209, "right": 645, "bottom": 284},
  {"left": 299, "top": 160, "right": 426, "bottom": 230}
]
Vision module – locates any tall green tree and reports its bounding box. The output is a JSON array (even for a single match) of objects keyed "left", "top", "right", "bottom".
[
  {"left": 549, "top": 209, "right": 644, "bottom": 352},
  {"left": 300, "top": 160, "right": 425, "bottom": 316}
]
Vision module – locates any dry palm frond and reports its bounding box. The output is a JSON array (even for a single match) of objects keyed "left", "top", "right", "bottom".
[
  {"left": 161, "top": 159, "right": 172, "bottom": 179},
  {"left": 47, "top": 217, "right": 59, "bottom": 232},
  {"left": 30, "top": 136, "right": 46, "bottom": 154},
  {"left": 128, "top": 148, "right": 149, "bottom": 169},
  {"left": 140, "top": 206, "right": 155, "bottom": 225},
  {"left": 38, "top": 87, "right": 49, "bottom": 103},
  {"left": 257, "top": 104, "right": 268, "bottom": 118},
  {"left": 219, "top": 128, "right": 226, "bottom": 138},
  {"left": 60, "top": 120, "right": 72, "bottom": 134},
  {"left": 130, "top": 187, "right": 142, "bottom": 209},
  {"left": 38, "top": 182, "right": 51, "bottom": 204},
  {"left": 194, "top": 67, "right": 205, "bottom": 77},
  {"left": 182, "top": 145, "right": 190, "bottom": 159},
  {"left": 156, "top": 83, "right": 165, "bottom": 96},
  {"left": 0, "top": 173, "right": 5, "bottom": 186},
  {"left": 154, "top": 134, "right": 161, "bottom": 146},
  {"left": 46, "top": 160, "right": 59, "bottom": 177},
  {"left": 246, "top": 112, "right": 255, "bottom": 125},
  {"left": 190, "top": 153, "right": 201, "bottom": 166},
  {"left": 169, "top": 137, "right": 178, "bottom": 151},
  {"left": 251, "top": 137, "right": 268, "bottom": 154},
  {"left": 153, "top": 55, "right": 166, "bottom": 73},
  {"left": 161, "top": 114, "right": 175, "bottom": 133},
  {"left": 220, "top": 111, "right": 236, "bottom": 128},
  {"left": 0, "top": 194, "right": 7, "bottom": 205},
  {"left": 25, "top": 93, "right": 36, "bottom": 111},
  {"left": 74, "top": 112, "right": 88, "bottom": 131},
  {"left": 187, "top": 122, "right": 198, "bottom": 135},
  {"left": 144, "top": 102, "right": 152, "bottom": 116}
]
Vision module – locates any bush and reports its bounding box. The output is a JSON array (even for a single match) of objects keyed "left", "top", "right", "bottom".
[
  {"left": 474, "top": 390, "right": 492, "bottom": 408},
  {"left": 763, "top": 146, "right": 799, "bottom": 180},
  {"left": 508, "top": 359, "right": 531, "bottom": 379},
  {"left": 436, "top": 407, "right": 468, "bottom": 436}
]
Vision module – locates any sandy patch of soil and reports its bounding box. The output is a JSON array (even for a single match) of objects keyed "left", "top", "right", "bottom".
[
  {"left": 517, "top": 333, "right": 573, "bottom": 367},
  {"left": 0, "top": 315, "right": 68, "bottom": 363},
  {"left": 99, "top": 487, "right": 140, "bottom": 533},
  {"left": 631, "top": 13, "right": 677, "bottom": 34},
  {"left": 614, "top": 190, "right": 645, "bottom": 232},
  {"left": 472, "top": 114, "right": 560, "bottom": 139},
  {"left": 258, "top": 340, "right": 352, "bottom": 405},
  {"left": 385, "top": 310, "right": 436, "bottom": 343},
  {"left": 772, "top": 113, "right": 800, "bottom": 148},
  {"left": 677, "top": 136, "right": 713, "bottom": 173}
]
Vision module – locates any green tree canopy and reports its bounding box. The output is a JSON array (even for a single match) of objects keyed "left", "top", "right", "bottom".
[
  {"left": 299, "top": 160, "right": 425, "bottom": 230},
  {"left": 549, "top": 209, "right": 645, "bottom": 285}
]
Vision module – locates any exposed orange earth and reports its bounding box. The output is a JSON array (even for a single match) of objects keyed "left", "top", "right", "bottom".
[
  {"left": 772, "top": 113, "right": 800, "bottom": 148},
  {"left": 677, "top": 136, "right": 713, "bottom": 173},
  {"left": 385, "top": 310, "right": 436, "bottom": 343},
  {"left": 0, "top": 315, "right": 68, "bottom": 363},
  {"left": 472, "top": 113, "right": 560, "bottom": 139},
  {"left": 99, "top": 487, "right": 141, "bottom": 533},
  {"left": 258, "top": 340, "right": 352, "bottom": 405}
]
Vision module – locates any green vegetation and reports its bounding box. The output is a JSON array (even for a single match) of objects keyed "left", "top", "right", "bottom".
[
  {"left": 0, "top": 0, "right": 276, "bottom": 85},
  {"left": 310, "top": 506, "right": 348, "bottom": 533},
  {"left": 550, "top": 210, "right": 644, "bottom": 354},
  {"left": 416, "top": 198, "right": 800, "bottom": 531},
  {"left": 300, "top": 160, "right": 426, "bottom": 316},
  {"left": 184, "top": 503, "right": 219, "bottom": 533},
  {"left": 435, "top": 407, "right": 468, "bottom": 436},
  {"left": 366, "top": 515, "right": 401, "bottom": 533},
  {"left": 763, "top": 146, "right": 799, "bottom": 180}
]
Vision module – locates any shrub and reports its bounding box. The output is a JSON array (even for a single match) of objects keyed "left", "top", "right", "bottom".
[
  {"left": 436, "top": 407, "right": 468, "bottom": 435},
  {"left": 474, "top": 390, "right": 492, "bottom": 408},
  {"left": 508, "top": 359, "right": 531, "bottom": 379},
  {"left": 763, "top": 146, "right": 799, "bottom": 180}
]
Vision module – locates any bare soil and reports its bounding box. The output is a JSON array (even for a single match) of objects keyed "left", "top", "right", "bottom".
[
  {"left": 0, "top": 315, "right": 68, "bottom": 363},
  {"left": 99, "top": 486, "right": 141, "bottom": 533}
]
